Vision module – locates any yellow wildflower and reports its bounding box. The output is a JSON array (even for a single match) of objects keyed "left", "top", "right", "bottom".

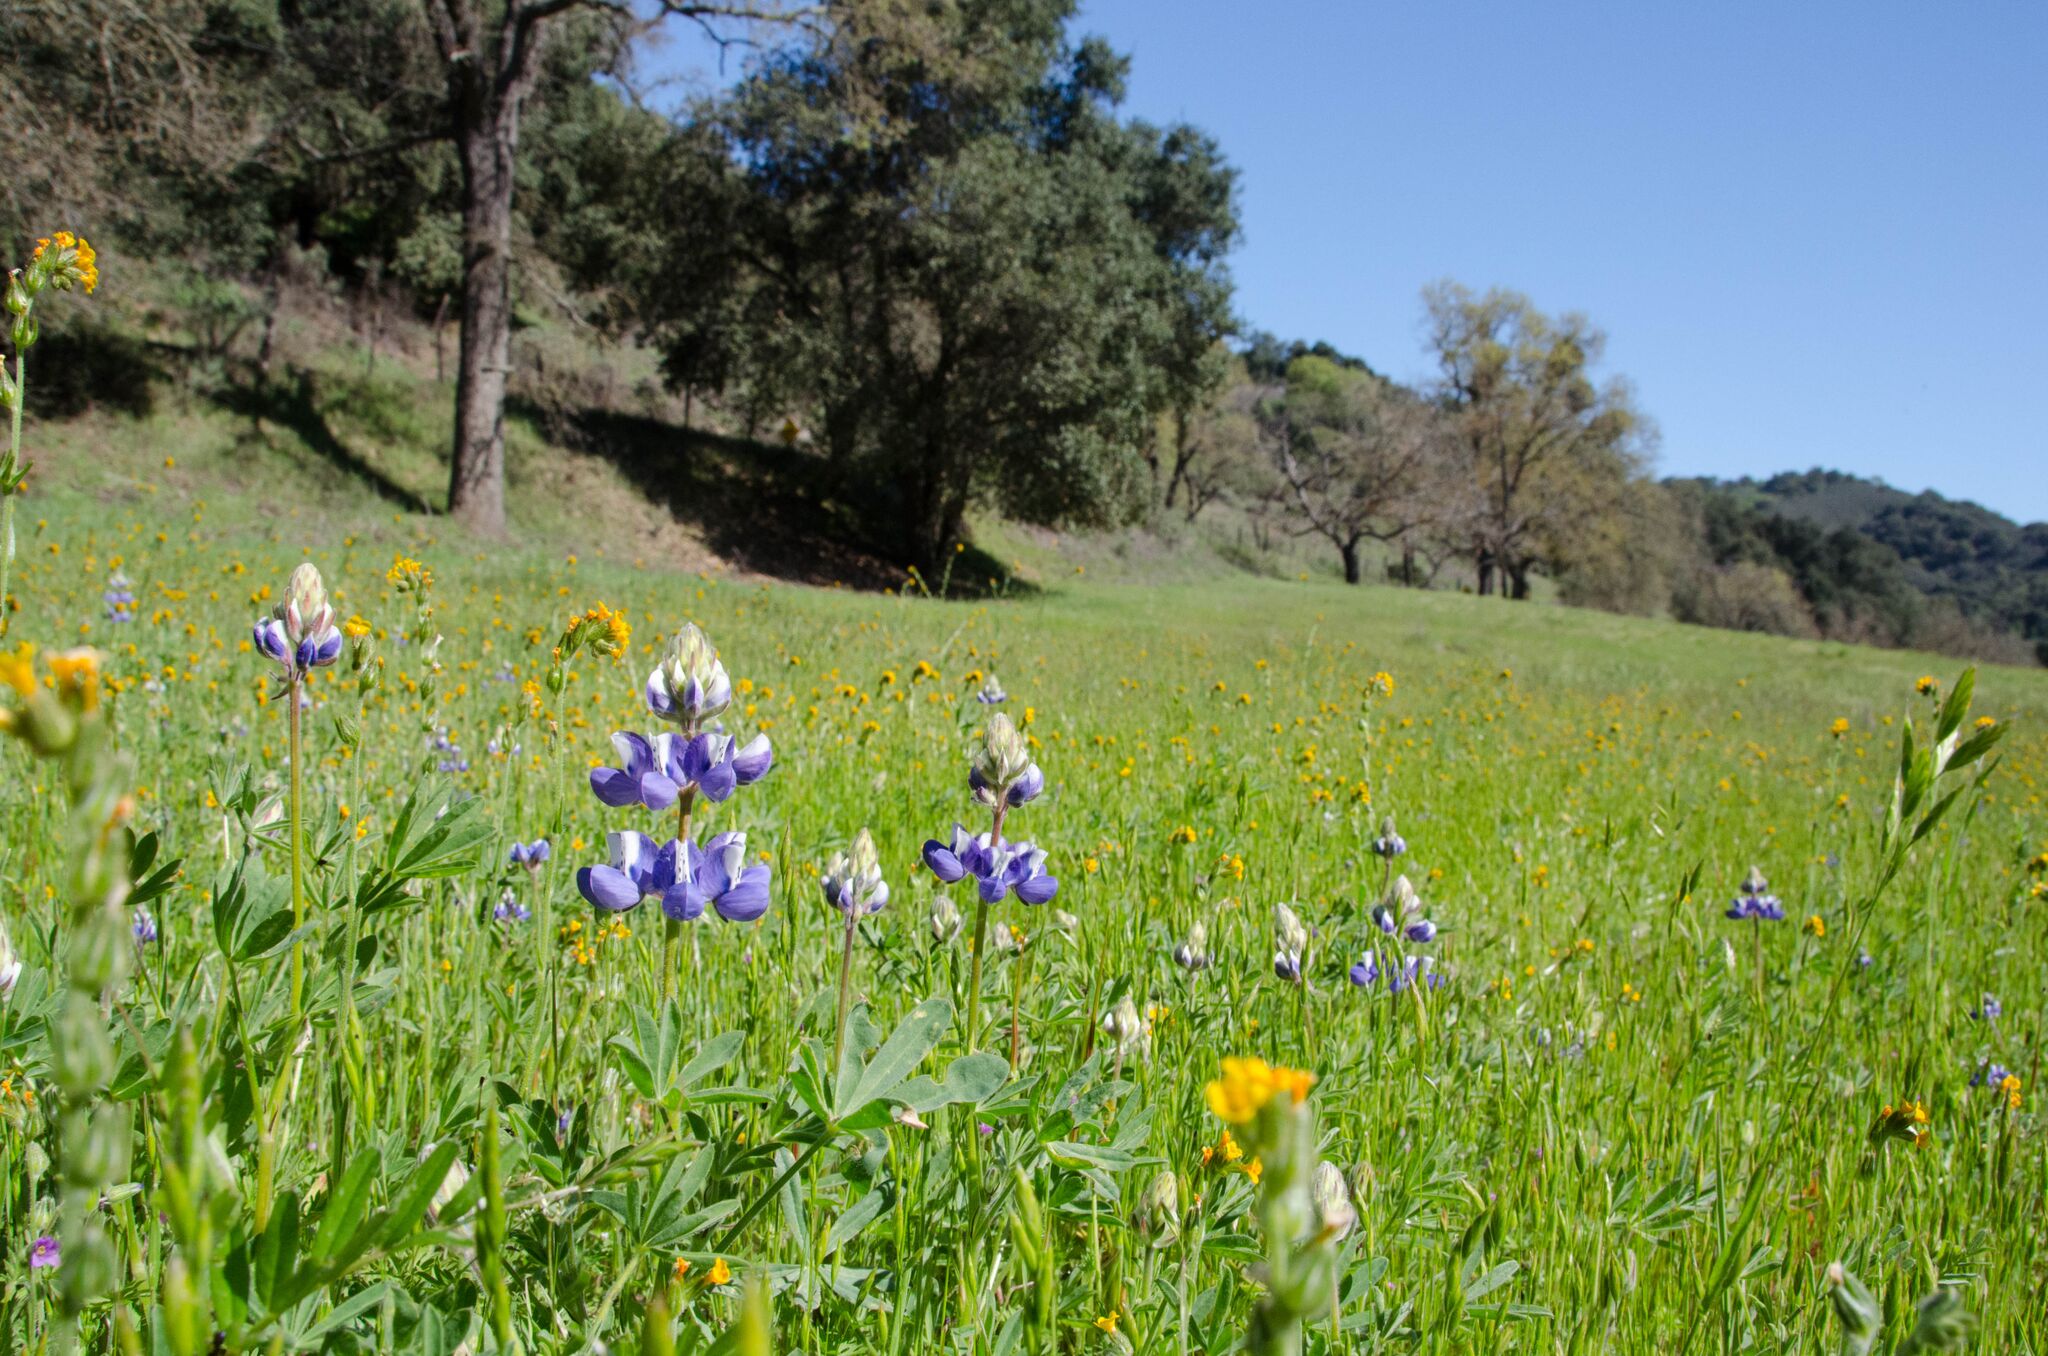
[{"left": 1204, "top": 1056, "right": 1315, "bottom": 1126}]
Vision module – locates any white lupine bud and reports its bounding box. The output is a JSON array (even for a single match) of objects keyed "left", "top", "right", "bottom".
[
  {"left": 1273, "top": 902, "right": 1309, "bottom": 957},
  {"left": 929, "top": 893, "right": 962, "bottom": 943},
  {"left": 973, "top": 712, "right": 1033, "bottom": 790},
  {"left": 1313, "top": 1161, "right": 1356, "bottom": 1238},
  {"left": 824, "top": 828, "right": 890, "bottom": 915},
  {"left": 281, "top": 563, "right": 333, "bottom": 643},
  {"left": 0, "top": 914, "right": 19, "bottom": 997}
]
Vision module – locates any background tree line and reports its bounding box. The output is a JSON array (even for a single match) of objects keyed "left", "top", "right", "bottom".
[{"left": 3, "top": 0, "right": 2039, "bottom": 662}]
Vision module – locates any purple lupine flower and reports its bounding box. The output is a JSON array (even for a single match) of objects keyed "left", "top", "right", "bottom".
[
  {"left": 103, "top": 571, "right": 136, "bottom": 625},
  {"left": 667, "top": 729, "right": 774, "bottom": 803},
  {"left": 1856, "top": 948, "right": 1874, "bottom": 969},
  {"left": 1349, "top": 951, "right": 1381, "bottom": 988},
  {"left": 29, "top": 1236, "right": 58, "bottom": 1269},
  {"left": 1371, "top": 816, "right": 1407, "bottom": 859},
  {"left": 1274, "top": 950, "right": 1302, "bottom": 982},
  {"left": 1974, "top": 994, "right": 2002, "bottom": 1021},
  {"left": 494, "top": 889, "right": 531, "bottom": 924},
  {"left": 131, "top": 906, "right": 157, "bottom": 945},
  {"left": 1387, "top": 954, "right": 1444, "bottom": 996},
  {"left": 252, "top": 563, "right": 342, "bottom": 684},
  {"left": 1372, "top": 874, "right": 1435, "bottom": 942},
  {"left": 576, "top": 830, "right": 667, "bottom": 911},
  {"left": 667, "top": 832, "right": 772, "bottom": 923},
  {"left": 1725, "top": 893, "right": 1785, "bottom": 922},
  {"left": 1972, "top": 1061, "right": 2015, "bottom": 1088},
  {"left": 509, "top": 839, "right": 551, "bottom": 869},
  {"left": 922, "top": 825, "right": 1058, "bottom": 904},
  {"left": 970, "top": 760, "right": 1043, "bottom": 807},
  {"left": 974, "top": 673, "right": 1007, "bottom": 705},
  {"left": 590, "top": 731, "right": 681, "bottom": 810},
  {"left": 1725, "top": 865, "right": 1785, "bottom": 922}
]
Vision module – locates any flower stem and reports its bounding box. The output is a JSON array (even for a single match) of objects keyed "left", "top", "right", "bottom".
[
  {"left": 663, "top": 788, "right": 697, "bottom": 1003},
  {"left": 965, "top": 802, "right": 1009, "bottom": 1051},
  {"left": 287, "top": 675, "right": 306, "bottom": 1025},
  {"left": 0, "top": 347, "right": 23, "bottom": 641},
  {"left": 833, "top": 906, "right": 858, "bottom": 1067},
  {"left": 1009, "top": 944, "right": 1028, "bottom": 1070}
]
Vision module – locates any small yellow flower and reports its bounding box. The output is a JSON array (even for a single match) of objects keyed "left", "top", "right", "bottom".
[
  {"left": 706, "top": 1257, "right": 732, "bottom": 1286},
  {"left": 1914, "top": 675, "right": 1938, "bottom": 696},
  {"left": 1829, "top": 717, "right": 1849, "bottom": 737},
  {"left": 343, "top": 615, "right": 372, "bottom": 640},
  {"left": 1803, "top": 914, "right": 1825, "bottom": 938},
  {"left": 1204, "top": 1056, "right": 1314, "bottom": 1125},
  {"left": 672, "top": 1257, "right": 691, "bottom": 1281},
  {"left": 1094, "top": 1312, "right": 1118, "bottom": 1335}
]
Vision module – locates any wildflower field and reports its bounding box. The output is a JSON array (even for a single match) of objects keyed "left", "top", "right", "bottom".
[{"left": 3, "top": 246, "right": 2048, "bottom": 1354}]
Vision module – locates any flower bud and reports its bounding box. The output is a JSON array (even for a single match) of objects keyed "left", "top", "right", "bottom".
[
  {"left": 283, "top": 563, "right": 332, "bottom": 641},
  {"left": 823, "top": 828, "right": 890, "bottom": 916},
  {"left": 1173, "top": 920, "right": 1212, "bottom": 971},
  {"left": 0, "top": 914, "right": 20, "bottom": 999},
  {"left": 1273, "top": 902, "right": 1309, "bottom": 958},
  {"left": 1826, "top": 1263, "right": 1880, "bottom": 1356},
  {"left": 1135, "top": 1169, "right": 1180, "bottom": 1246},
  {"left": 972, "top": 713, "right": 1033, "bottom": 794},
  {"left": 1901, "top": 1288, "right": 1975, "bottom": 1352},
  {"left": 50, "top": 992, "right": 116, "bottom": 1094},
  {"left": 1312, "top": 1160, "right": 1356, "bottom": 1238},
  {"left": 650, "top": 622, "right": 732, "bottom": 727},
  {"left": 929, "top": 893, "right": 962, "bottom": 943}
]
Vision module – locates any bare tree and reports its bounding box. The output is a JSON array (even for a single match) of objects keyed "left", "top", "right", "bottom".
[
  {"left": 1422, "top": 281, "right": 1644, "bottom": 598},
  {"left": 424, "top": 0, "right": 816, "bottom": 534},
  {"left": 1265, "top": 360, "right": 1436, "bottom": 585}
]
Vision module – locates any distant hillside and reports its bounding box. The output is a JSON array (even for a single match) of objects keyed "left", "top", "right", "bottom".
[{"left": 1673, "top": 469, "right": 2048, "bottom": 664}]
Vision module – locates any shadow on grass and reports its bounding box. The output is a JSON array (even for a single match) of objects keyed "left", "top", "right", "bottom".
[
  {"left": 523, "top": 401, "right": 1032, "bottom": 596},
  {"left": 213, "top": 368, "right": 438, "bottom": 514}
]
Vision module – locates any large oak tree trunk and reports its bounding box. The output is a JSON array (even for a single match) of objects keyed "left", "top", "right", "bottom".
[
  {"left": 1340, "top": 540, "right": 1361, "bottom": 584},
  {"left": 448, "top": 119, "right": 517, "bottom": 535}
]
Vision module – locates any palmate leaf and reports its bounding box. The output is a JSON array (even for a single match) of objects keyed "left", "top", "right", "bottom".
[{"left": 833, "top": 996, "right": 953, "bottom": 1121}]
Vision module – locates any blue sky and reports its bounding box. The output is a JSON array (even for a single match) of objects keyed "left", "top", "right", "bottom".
[{"left": 636, "top": 2, "right": 2048, "bottom": 522}]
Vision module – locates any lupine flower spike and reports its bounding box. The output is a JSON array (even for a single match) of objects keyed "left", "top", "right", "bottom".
[{"left": 253, "top": 563, "right": 342, "bottom": 691}]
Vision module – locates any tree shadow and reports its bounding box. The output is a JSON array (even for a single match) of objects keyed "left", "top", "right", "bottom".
[
  {"left": 212, "top": 367, "right": 439, "bottom": 513},
  {"left": 526, "top": 401, "right": 1029, "bottom": 595}
]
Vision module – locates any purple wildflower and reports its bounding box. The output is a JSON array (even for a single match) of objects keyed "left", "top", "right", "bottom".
[
  {"left": 922, "top": 825, "right": 1058, "bottom": 904},
  {"left": 589, "top": 732, "right": 681, "bottom": 811},
  {"left": 30, "top": 1236, "right": 57, "bottom": 1270}
]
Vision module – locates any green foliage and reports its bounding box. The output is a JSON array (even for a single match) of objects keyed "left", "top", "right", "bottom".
[{"left": 640, "top": 0, "right": 1239, "bottom": 567}]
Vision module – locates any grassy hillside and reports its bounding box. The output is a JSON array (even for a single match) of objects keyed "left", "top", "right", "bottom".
[{"left": 5, "top": 303, "right": 2047, "bottom": 1352}]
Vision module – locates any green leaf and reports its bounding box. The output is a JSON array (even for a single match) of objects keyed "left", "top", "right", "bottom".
[
  {"left": 308, "top": 1150, "right": 379, "bottom": 1262},
  {"left": 378, "top": 1141, "right": 460, "bottom": 1248},
  {"left": 1933, "top": 668, "right": 1975, "bottom": 743},
  {"left": 824, "top": 1187, "right": 890, "bottom": 1257},
  {"left": 677, "top": 1029, "right": 745, "bottom": 1090},
  {"left": 834, "top": 997, "right": 953, "bottom": 1120}
]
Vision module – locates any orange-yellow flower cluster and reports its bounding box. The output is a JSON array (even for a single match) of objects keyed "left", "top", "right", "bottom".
[{"left": 1204, "top": 1056, "right": 1315, "bottom": 1126}]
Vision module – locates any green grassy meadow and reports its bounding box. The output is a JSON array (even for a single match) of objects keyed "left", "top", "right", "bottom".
[{"left": 1, "top": 433, "right": 2045, "bottom": 1353}]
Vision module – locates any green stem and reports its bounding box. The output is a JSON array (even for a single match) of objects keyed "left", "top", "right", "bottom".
[
  {"left": 287, "top": 675, "right": 306, "bottom": 1025},
  {"left": 0, "top": 347, "right": 22, "bottom": 641},
  {"left": 663, "top": 788, "right": 697, "bottom": 1003},
  {"left": 833, "top": 905, "right": 858, "bottom": 1067},
  {"left": 965, "top": 802, "right": 1008, "bottom": 1051}
]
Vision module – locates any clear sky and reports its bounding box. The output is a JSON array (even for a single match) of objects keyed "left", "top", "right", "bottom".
[{"left": 637, "top": 2, "right": 2048, "bottom": 523}]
